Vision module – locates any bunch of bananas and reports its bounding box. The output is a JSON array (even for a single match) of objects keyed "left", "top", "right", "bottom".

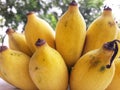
[{"left": 0, "top": 0, "right": 120, "bottom": 90}]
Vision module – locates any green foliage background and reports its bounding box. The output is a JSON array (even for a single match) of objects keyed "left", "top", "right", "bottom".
[{"left": 0, "top": 0, "right": 104, "bottom": 30}]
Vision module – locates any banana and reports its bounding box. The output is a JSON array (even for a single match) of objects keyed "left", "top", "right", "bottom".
[
  {"left": 0, "top": 46, "right": 38, "bottom": 90},
  {"left": 105, "top": 57, "right": 120, "bottom": 90},
  {"left": 29, "top": 39, "right": 68, "bottom": 90},
  {"left": 55, "top": 0, "right": 86, "bottom": 68},
  {"left": 24, "top": 12, "right": 55, "bottom": 53},
  {"left": 6, "top": 28, "right": 33, "bottom": 57},
  {"left": 70, "top": 40, "right": 119, "bottom": 90},
  {"left": 82, "top": 6, "right": 118, "bottom": 55}
]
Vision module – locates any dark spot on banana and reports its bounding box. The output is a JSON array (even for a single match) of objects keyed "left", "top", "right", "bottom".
[
  {"left": 10, "top": 53, "right": 22, "bottom": 57},
  {"left": 35, "top": 67, "right": 39, "bottom": 70},
  {"left": 10, "top": 53, "right": 13, "bottom": 55},
  {"left": 64, "top": 21, "right": 68, "bottom": 27},
  {"left": 89, "top": 55, "right": 96, "bottom": 60},
  {"left": 93, "top": 60, "right": 101, "bottom": 66},
  {"left": 108, "top": 21, "right": 115, "bottom": 27},
  {"left": 89, "top": 55, "right": 101, "bottom": 67},
  {"left": 43, "top": 59, "right": 45, "bottom": 61},
  {"left": 90, "top": 60, "right": 101, "bottom": 68},
  {"left": 88, "top": 59, "right": 101, "bottom": 70},
  {"left": 100, "top": 66, "right": 106, "bottom": 72}
]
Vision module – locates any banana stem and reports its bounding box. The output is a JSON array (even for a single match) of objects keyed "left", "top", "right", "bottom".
[{"left": 104, "top": 39, "right": 120, "bottom": 68}]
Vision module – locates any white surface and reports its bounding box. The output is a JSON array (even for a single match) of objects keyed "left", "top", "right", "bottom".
[{"left": 0, "top": 78, "right": 18, "bottom": 90}]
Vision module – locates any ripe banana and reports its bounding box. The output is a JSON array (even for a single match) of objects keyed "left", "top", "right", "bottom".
[
  {"left": 24, "top": 12, "right": 55, "bottom": 53},
  {"left": 6, "top": 28, "right": 33, "bottom": 56},
  {"left": 55, "top": 0, "right": 86, "bottom": 68},
  {"left": 70, "top": 40, "right": 119, "bottom": 90},
  {"left": 82, "top": 6, "right": 118, "bottom": 55},
  {"left": 29, "top": 39, "right": 68, "bottom": 90},
  {"left": 105, "top": 57, "right": 120, "bottom": 90},
  {"left": 0, "top": 46, "right": 38, "bottom": 90}
]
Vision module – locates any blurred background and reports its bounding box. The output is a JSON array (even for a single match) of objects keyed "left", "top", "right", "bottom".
[{"left": 0, "top": 0, "right": 120, "bottom": 46}]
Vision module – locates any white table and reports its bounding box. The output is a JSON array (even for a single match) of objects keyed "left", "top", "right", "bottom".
[
  {"left": 0, "top": 78, "right": 70, "bottom": 90},
  {"left": 0, "top": 78, "right": 18, "bottom": 90}
]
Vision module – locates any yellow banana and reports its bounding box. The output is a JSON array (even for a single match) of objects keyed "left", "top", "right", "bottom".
[
  {"left": 0, "top": 46, "right": 38, "bottom": 90},
  {"left": 70, "top": 40, "right": 119, "bottom": 90},
  {"left": 55, "top": 0, "right": 86, "bottom": 68},
  {"left": 6, "top": 28, "right": 33, "bottom": 57},
  {"left": 105, "top": 57, "right": 120, "bottom": 90},
  {"left": 29, "top": 39, "right": 68, "bottom": 90},
  {"left": 24, "top": 12, "right": 55, "bottom": 53},
  {"left": 82, "top": 6, "right": 118, "bottom": 55}
]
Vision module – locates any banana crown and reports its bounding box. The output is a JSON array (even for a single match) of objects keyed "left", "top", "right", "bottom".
[
  {"left": 0, "top": 46, "right": 8, "bottom": 52},
  {"left": 6, "top": 28, "right": 15, "bottom": 35},
  {"left": 67, "top": 0, "right": 79, "bottom": 12},
  {"left": 26, "top": 12, "right": 36, "bottom": 21},
  {"left": 102, "top": 6, "right": 113, "bottom": 16},
  {"left": 35, "top": 39, "right": 46, "bottom": 47},
  {"left": 69, "top": 0, "right": 77, "bottom": 6}
]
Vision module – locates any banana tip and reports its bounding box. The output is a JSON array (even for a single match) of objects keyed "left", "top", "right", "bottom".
[
  {"left": 6, "top": 28, "right": 15, "bottom": 34},
  {"left": 0, "top": 46, "right": 8, "bottom": 52},
  {"left": 69, "top": 0, "right": 77, "bottom": 6},
  {"left": 26, "top": 11, "right": 35, "bottom": 16},
  {"left": 104, "top": 5, "right": 112, "bottom": 11},
  {"left": 35, "top": 39, "right": 46, "bottom": 47}
]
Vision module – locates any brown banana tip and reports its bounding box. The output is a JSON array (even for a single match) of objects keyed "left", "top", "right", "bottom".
[
  {"left": 103, "top": 42, "right": 114, "bottom": 51},
  {"left": 69, "top": 0, "right": 77, "bottom": 6},
  {"left": 26, "top": 11, "right": 35, "bottom": 16},
  {"left": 104, "top": 5, "right": 112, "bottom": 11},
  {"left": 0, "top": 46, "right": 8, "bottom": 52},
  {"left": 6, "top": 28, "right": 15, "bottom": 34},
  {"left": 35, "top": 39, "right": 46, "bottom": 47}
]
